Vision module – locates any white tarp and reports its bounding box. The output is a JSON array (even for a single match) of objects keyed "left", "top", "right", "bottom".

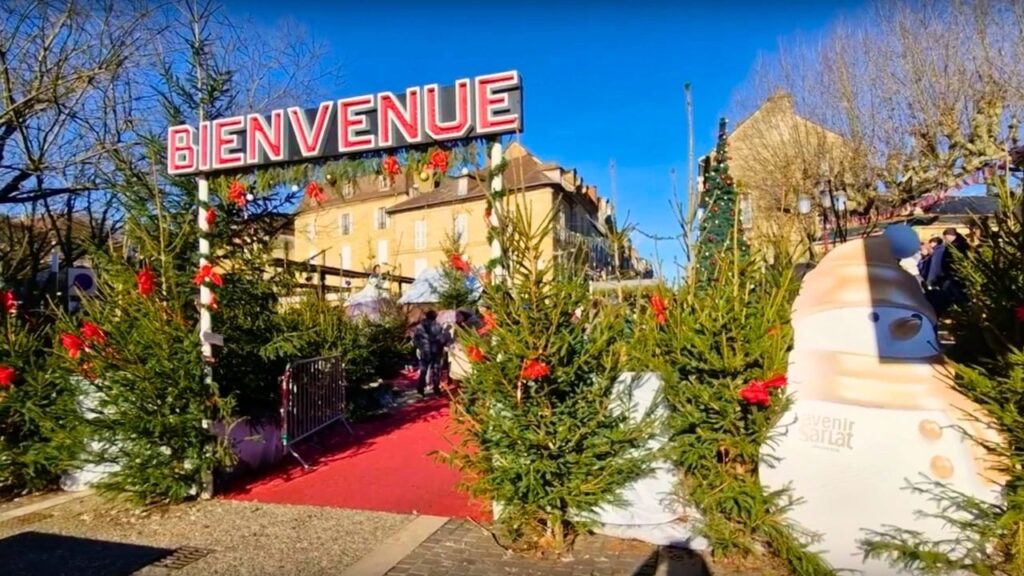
[
  {"left": 397, "top": 267, "right": 482, "bottom": 305},
  {"left": 584, "top": 372, "right": 707, "bottom": 549}
]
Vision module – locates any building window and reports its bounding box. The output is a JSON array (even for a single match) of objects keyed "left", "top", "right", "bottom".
[
  {"left": 342, "top": 182, "right": 355, "bottom": 198},
  {"left": 453, "top": 213, "right": 468, "bottom": 244},
  {"left": 341, "top": 245, "right": 352, "bottom": 270},
  {"left": 414, "top": 258, "right": 428, "bottom": 277},
  {"left": 339, "top": 213, "right": 352, "bottom": 235},
  {"left": 414, "top": 219, "right": 427, "bottom": 250},
  {"left": 377, "top": 239, "right": 389, "bottom": 265},
  {"left": 377, "top": 175, "right": 391, "bottom": 191},
  {"left": 375, "top": 207, "right": 389, "bottom": 230}
]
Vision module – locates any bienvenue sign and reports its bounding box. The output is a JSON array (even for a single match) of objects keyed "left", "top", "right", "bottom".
[{"left": 166, "top": 71, "right": 523, "bottom": 176}]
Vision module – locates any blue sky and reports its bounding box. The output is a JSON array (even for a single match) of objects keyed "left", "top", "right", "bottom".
[{"left": 228, "top": 0, "right": 864, "bottom": 274}]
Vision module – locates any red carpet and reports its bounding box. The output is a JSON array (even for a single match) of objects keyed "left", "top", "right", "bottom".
[{"left": 226, "top": 372, "right": 489, "bottom": 521}]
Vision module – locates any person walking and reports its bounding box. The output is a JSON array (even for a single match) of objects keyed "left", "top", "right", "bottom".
[{"left": 413, "top": 309, "right": 445, "bottom": 396}]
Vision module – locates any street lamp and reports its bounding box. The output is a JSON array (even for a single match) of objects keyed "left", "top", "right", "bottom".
[
  {"left": 797, "top": 195, "right": 812, "bottom": 215},
  {"left": 797, "top": 195, "right": 816, "bottom": 262}
]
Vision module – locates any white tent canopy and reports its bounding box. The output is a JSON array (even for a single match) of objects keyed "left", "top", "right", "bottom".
[
  {"left": 344, "top": 281, "right": 389, "bottom": 319},
  {"left": 397, "top": 267, "right": 482, "bottom": 305}
]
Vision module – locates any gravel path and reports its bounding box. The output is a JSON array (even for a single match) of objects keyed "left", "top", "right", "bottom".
[{"left": 0, "top": 494, "right": 413, "bottom": 576}]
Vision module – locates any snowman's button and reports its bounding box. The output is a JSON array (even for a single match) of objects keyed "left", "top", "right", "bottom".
[
  {"left": 930, "top": 456, "right": 954, "bottom": 479},
  {"left": 919, "top": 420, "right": 942, "bottom": 441}
]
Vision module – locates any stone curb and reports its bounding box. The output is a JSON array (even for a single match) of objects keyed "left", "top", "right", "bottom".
[
  {"left": 0, "top": 490, "right": 93, "bottom": 523},
  {"left": 341, "top": 514, "right": 449, "bottom": 576}
]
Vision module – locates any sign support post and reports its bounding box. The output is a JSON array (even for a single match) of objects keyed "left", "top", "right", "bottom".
[
  {"left": 489, "top": 141, "right": 504, "bottom": 280},
  {"left": 197, "top": 175, "right": 214, "bottom": 360}
]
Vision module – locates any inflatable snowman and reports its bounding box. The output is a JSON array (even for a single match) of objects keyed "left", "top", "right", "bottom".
[{"left": 760, "top": 225, "right": 1005, "bottom": 574}]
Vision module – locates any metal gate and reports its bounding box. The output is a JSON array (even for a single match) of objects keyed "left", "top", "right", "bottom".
[{"left": 279, "top": 354, "right": 352, "bottom": 468}]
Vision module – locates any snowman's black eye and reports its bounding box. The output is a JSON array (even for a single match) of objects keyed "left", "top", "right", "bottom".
[{"left": 869, "top": 312, "right": 880, "bottom": 322}]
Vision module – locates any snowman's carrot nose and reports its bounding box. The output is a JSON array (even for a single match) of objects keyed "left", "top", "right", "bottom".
[{"left": 889, "top": 314, "right": 924, "bottom": 340}]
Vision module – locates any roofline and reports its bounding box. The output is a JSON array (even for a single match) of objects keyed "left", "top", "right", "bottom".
[{"left": 385, "top": 181, "right": 556, "bottom": 215}]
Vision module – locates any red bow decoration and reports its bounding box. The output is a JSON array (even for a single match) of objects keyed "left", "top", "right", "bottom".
[
  {"left": 228, "top": 180, "right": 247, "bottom": 207},
  {"left": 382, "top": 155, "right": 401, "bottom": 176},
  {"left": 1, "top": 290, "right": 16, "bottom": 315},
  {"left": 650, "top": 294, "right": 668, "bottom": 325},
  {"left": 477, "top": 311, "right": 497, "bottom": 335},
  {"left": 449, "top": 253, "right": 471, "bottom": 274},
  {"left": 205, "top": 208, "right": 217, "bottom": 228},
  {"left": 428, "top": 150, "right": 449, "bottom": 173},
  {"left": 0, "top": 365, "right": 15, "bottom": 389},
  {"left": 739, "top": 374, "right": 787, "bottom": 408},
  {"left": 467, "top": 345, "right": 486, "bottom": 363},
  {"left": 192, "top": 263, "right": 224, "bottom": 287},
  {"left": 61, "top": 332, "right": 85, "bottom": 360},
  {"left": 80, "top": 321, "right": 107, "bottom": 345},
  {"left": 136, "top": 266, "right": 156, "bottom": 297},
  {"left": 306, "top": 181, "right": 325, "bottom": 204},
  {"left": 521, "top": 358, "right": 551, "bottom": 380}
]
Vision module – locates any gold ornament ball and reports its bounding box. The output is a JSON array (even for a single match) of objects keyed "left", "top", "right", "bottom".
[{"left": 418, "top": 170, "right": 430, "bottom": 182}]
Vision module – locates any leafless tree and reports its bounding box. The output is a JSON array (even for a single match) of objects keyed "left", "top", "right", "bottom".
[
  {"left": 0, "top": 0, "right": 344, "bottom": 285},
  {"left": 731, "top": 0, "right": 1022, "bottom": 246}
]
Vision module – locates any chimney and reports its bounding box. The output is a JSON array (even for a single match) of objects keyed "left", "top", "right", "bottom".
[{"left": 456, "top": 173, "right": 469, "bottom": 196}]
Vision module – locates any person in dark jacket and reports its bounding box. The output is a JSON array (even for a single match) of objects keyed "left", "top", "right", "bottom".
[{"left": 412, "top": 309, "right": 446, "bottom": 396}]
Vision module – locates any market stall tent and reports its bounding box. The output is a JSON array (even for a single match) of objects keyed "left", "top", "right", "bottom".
[{"left": 396, "top": 267, "right": 482, "bottom": 305}]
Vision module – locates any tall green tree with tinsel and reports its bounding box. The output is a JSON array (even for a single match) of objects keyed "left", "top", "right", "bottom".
[{"left": 696, "top": 118, "right": 749, "bottom": 275}]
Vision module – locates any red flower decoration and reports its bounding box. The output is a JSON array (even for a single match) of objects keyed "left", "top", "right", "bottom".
[
  {"left": 61, "top": 332, "right": 85, "bottom": 360},
  {"left": 467, "top": 345, "right": 486, "bottom": 363},
  {"left": 477, "top": 311, "right": 497, "bottom": 335},
  {"left": 228, "top": 180, "right": 247, "bottom": 207},
  {"left": 428, "top": 150, "right": 449, "bottom": 173},
  {"left": 0, "top": 365, "right": 15, "bottom": 389},
  {"left": 136, "top": 266, "right": 155, "bottom": 297},
  {"left": 306, "top": 181, "right": 325, "bottom": 204},
  {"left": 1015, "top": 304, "right": 1024, "bottom": 323},
  {"left": 80, "top": 322, "right": 107, "bottom": 345},
  {"left": 192, "top": 263, "right": 224, "bottom": 287},
  {"left": 762, "top": 374, "right": 787, "bottom": 389},
  {"left": 382, "top": 155, "right": 401, "bottom": 176},
  {"left": 205, "top": 207, "right": 217, "bottom": 228},
  {"left": 521, "top": 359, "right": 551, "bottom": 380},
  {"left": 650, "top": 294, "right": 668, "bottom": 325},
  {"left": 449, "top": 253, "right": 471, "bottom": 274},
  {"left": 1, "top": 290, "right": 16, "bottom": 315}
]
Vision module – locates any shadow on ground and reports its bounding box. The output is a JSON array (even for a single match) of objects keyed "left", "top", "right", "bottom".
[
  {"left": 0, "top": 531, "right": 172, "bottom": 576},
  {"left": 633, "top": 547, "right": 713, "bottom": 576}
]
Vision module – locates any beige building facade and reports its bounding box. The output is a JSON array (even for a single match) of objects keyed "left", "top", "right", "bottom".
[{"left": 291, "top": 143, "right": 624, "bottom": 293}]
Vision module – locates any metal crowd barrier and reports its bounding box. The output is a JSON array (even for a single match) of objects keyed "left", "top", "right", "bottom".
[{"left": 279, "top": 354, "right": 352, "bottom": 468}]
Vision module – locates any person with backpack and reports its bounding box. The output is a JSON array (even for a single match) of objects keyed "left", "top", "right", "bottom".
[{"left": 413, "top": 309, "right": 446, "bottom": 396}]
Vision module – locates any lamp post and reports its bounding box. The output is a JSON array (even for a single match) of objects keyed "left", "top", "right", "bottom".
[
  {"left": 797, "top": 194, "right": 816, "bottom": 261},
  {"left": 815, "top": 178, "right": 850, "bottom": 252}
]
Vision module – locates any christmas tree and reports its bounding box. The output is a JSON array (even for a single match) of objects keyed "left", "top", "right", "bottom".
[
  {"left": 0, "top": 289, "right": 84, "bottom": 494},
  {"left": 433, "top": 232, "right": 477, "bottom": 310},
  {"left": 442, "top": 143, "right": 653, "bottom": 553},
  {"left": 861, "top": 179, "right": 1024, "bottom": 575},
  {"left": 696, "top": 118, "right": 749, "bottom": 276}
]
